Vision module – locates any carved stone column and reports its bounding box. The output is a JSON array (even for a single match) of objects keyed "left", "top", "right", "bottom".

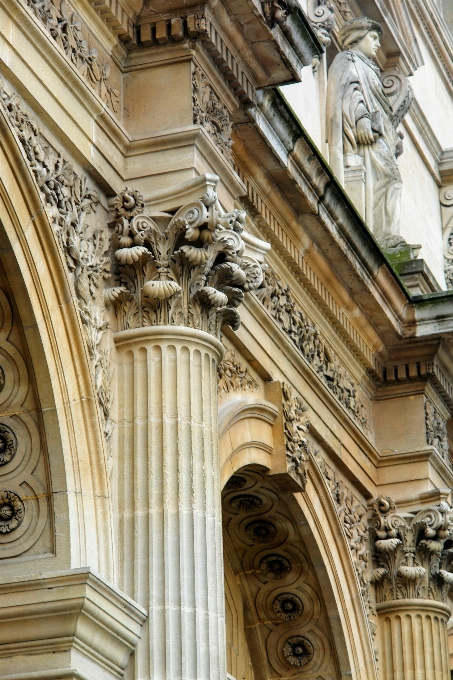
[
  {"left": 108, "top": 182, "right": 266, "bottom": 679},
  {"left": 370, "top": 496, "right": 453, "bottom": 680}
]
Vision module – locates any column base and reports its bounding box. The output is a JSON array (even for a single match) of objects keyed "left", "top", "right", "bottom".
[{"left": 0, "top": 568, "right": 146, "bottom": 680}]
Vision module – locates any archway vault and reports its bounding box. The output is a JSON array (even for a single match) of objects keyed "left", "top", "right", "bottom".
[
  {"left": 219, "top": 388, "right": 377, "bottom": 680},
  {"left": 0, "top": 97, "right": 114, "bottom": 578}
]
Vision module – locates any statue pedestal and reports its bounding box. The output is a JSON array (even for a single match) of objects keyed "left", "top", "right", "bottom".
[{"left": 344, "top": 163, "right": 366, "bottom": 218}]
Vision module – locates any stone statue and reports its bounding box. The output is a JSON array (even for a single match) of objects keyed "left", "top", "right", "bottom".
[{"left": 326, "top": 18, "right": 404, "bottom": 248}]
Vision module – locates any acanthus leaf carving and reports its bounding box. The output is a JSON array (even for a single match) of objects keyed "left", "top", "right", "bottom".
[
  {"left": 0, "top": 80, "right": 113, "bottom": 448},
  {"left": 424, "top": 397, "right": 451, "bottom": 468},
  {"left": 255, "top": 268, "right": 370, "bottom": 432},
  {"left": 24, "top": 0, "right": 119, "bottom": 112},
  {"left": 217, "top": 349, "right": 259, "bottom": 395},
  {"left": 370, "top": 495, "right": 453, "bottom": 603},
  {"left": 282, "top": 382, "right": 312, "bottom": 491},
  {"left": 192, "top": 65, "right": 233, "bottom": 162},
  {"left": 107, "top": 187, "right": 264, "bottom": 339}
]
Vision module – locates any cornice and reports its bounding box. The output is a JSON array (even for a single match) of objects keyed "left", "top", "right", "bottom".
[{"left": 234, "top": 87, "right": 453, "bottom": 349}]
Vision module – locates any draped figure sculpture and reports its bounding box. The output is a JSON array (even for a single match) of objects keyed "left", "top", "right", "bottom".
[{"left": 327, "top": 18, "right": 404, "bottom": 248}]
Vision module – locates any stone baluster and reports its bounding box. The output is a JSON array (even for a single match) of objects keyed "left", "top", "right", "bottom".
[
  {"left": 108, "top": 183, "right": 267, "bottom": 679},
  {"left": 370, "top": 496, "right": 453, "bottom": 680}
]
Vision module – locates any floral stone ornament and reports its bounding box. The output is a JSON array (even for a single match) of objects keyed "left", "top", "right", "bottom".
[{"left": 106, "top": 186, "right": 264, "bottom": 338}]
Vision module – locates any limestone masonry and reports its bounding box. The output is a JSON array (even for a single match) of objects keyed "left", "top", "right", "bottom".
[{"left": 1, "top": 0, "right": 453, "bottom": 678}]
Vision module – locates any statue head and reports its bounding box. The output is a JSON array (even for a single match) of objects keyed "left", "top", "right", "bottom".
[{"left": 337, "top": 17, "right": 382, "bottom": 58}]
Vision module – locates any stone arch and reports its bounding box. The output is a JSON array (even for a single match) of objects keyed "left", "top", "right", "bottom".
[
  {"left": 0, "top": 96, "right": 113, "bottom": 578},
  {"left": 219, "top": 395, "right": 377, "bottom": 680}
]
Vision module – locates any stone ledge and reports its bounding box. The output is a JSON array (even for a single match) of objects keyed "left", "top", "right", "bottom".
[{"left": 0, "top": 568, "right": 146, "bottom": 680}]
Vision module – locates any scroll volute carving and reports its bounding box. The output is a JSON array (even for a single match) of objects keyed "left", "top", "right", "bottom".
[
  {"left": 370, "top": 496, "right": 453, "bottom": 604},
  {"left": 381, "top": 67, "right": 414, "bottom": 128},
  {"left": 265, "top": 381, "right": 312, "bottom": 492},
  {"left": 106, "top": 185, "right": 264, "bottom": 339}
]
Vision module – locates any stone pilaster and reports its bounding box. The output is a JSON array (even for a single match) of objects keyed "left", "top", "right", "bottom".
[
  {"left": 370, "top": 496, "right": 453, "bottom": 680},
  {"left": 110, "top": 182, "right": 266, "bottom": 679}
]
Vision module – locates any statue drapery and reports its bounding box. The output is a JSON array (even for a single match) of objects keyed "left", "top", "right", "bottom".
[{"left": 326, "top": 18, "right": 404, "bottom": 247}]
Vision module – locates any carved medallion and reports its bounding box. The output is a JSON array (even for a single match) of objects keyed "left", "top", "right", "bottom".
[
  {"left": 260, "top": 553, "right": 291, "bottom": 579},
  {"left": 224, "top": 475, "right": 247, "bottom": 491},
  {"left": 282, "top": 636, "right": 314, "bottom": 667},
  {"left": 0, "top": 490, "right": 24, "bottom": 533},
  {"left": 245, "top": 520, "right": 277, "bottom": 543},
  {"left": 230, "top": 494, "right": 262, "bottom": 513},
  {"left": 273, "top": 592, "right": 303, "bottom": 620},
  {"left": 0, "top": 424, "right": 17, "bottom": 466}
]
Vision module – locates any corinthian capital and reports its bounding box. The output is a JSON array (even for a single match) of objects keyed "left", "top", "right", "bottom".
[
  {"left": 105, "top": 183, "right": 265, "bottom": 338},
  {"left": 370, "top": 496, "right": 453, "bottom": 603}
]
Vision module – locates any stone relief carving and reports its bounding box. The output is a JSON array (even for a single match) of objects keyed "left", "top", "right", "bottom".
[
  {"left": 381, "top": 67, "right": 414, "bottom": 128},
  {"left": 24, "top": 0, "right": 119, "bottom": 112},
  {"left": 0, "top": 491, "right": 24, "bottom": 534},
  {"left": 327, "top": 18, "right": 410, "bottom": 248},
  {"left": 0, "top": 425, "right": 17, "bottom": 466},
  {"left": 307, "top": 0, "right": 335, "bottom": 46},
  {"left": 440, "top": 185, "right": 453, "bottom": 289},
  {"left": 332, "top": 0, "right": 354, "bottom": 20},
  {"left": 425, "top": 397, "right": 451, "bottom": 467},
  {"left": 273, "top": 592, "right": 304, "bottom": 620},
  {"left": 255, "top": 268, "right": 370, "bottom": 431},
  {"left": 282, "top": 382, "right": 312, "bottom": 490},
  {"left": 311, "top": 451, "right": 377, "bottom": 655},
  {"left": 107, "top": 187, "right": 264, "bottom": 339},
  {"left": 0, "top": 81, "right": 113, "bottom": 446},
  {"left": 245, "top": 519, "right": 277, "bottom": 543},
  {"left": 230, "top": 494, "right": 263, "bottom": 513},
  {"left": 261, "top": 0, "right": 291, "bottom": 28},
  {"left": 282, "top": 636, "right": 314, "bottom": 667},
  {"left": 192, "top": 65, "right": 233, "bottom": 161},
  {"left": 370, "top": 496, "right": 453, "bottom": 603},
  {"left": 260, "top": 553, "right": 292, "bottom": 579},
  {"left": 217, "top": 349, "right": 259, "bottom": 395},
  {"left": 222, "top": 468, "right": 338, "bottom": 678}
]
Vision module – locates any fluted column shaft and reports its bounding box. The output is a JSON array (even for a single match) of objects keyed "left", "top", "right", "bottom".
[
  {"left": 115, "top": 326, "right": 226, "bottom": 680},
  {"left": 378, "top": 600, "right": 451, "bottom": 680}
]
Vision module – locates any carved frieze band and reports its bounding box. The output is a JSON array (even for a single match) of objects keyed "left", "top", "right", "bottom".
[
  {"left": 23, "top": 0, "right": 119, "bottom": 112},
  {"left": 192, "top": 65, "right": 232, "bottom": 161},
  {"left": 235, "top": 162, "right": 383, "bottom": 377},
  {"left": 254, "top": 268, "right": 371, "bottom": 432},
  {"left": 106, "top": 187, "right": 264, "bottom": 339},
  {"left": 217, "top": 349, "right": 259, "bottom": 395},
  {"left": 312, "top": 452, "right": 376, "bottom": 652},
  {"left": 370, "top": 496, "right": 453, "bottom": 604},
  {"left": 0, "top": 81, "right": 113, "bottom": 446}
]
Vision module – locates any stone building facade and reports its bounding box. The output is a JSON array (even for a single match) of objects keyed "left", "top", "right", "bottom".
[{"left": 1, "top": 0, "right": 453, "bottom": 679}]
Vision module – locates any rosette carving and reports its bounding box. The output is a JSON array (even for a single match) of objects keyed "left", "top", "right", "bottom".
[
  {"left": 107, "top": 185, "right": 264, "bottom": 338},
  {"left": 0, "top": 425, "right": 17, "bottom": 466},
  {"left": 0, "top": 490, "right": 24, "bottom": 533},
  {"left": 370, "top": 496, "right": 453, "bottom": 603}
]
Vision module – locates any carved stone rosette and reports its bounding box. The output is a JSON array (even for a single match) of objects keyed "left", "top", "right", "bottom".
[
  {"left": 107, "top": 187, "right": 264, "bottom": 339},
  {"left": 370, "top": 496, "right": 453, "bottom": 604}
]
